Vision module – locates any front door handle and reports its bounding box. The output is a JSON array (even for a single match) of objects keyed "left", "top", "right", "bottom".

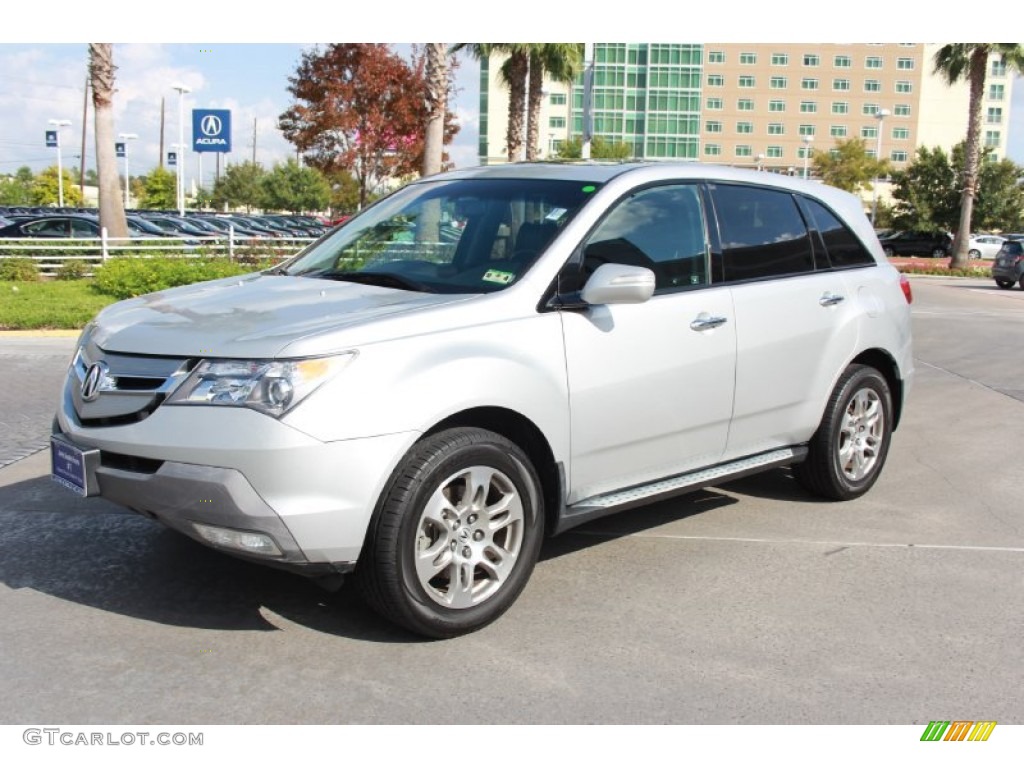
[
  {"left": 819, "top": 292, "right": 845, "bottom": 307},
  {"left": 690, "top": 313, "right": 728, "bottom": 331}
]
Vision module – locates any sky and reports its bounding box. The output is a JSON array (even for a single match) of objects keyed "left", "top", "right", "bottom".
[{"left": 1, "top": 7, "right": 1021, "bottom": 191}]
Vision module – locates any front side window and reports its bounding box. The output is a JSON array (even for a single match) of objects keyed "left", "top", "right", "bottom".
[
  {"left": 282, "top": 179, "right": 600, "bottom": 294},
  {"left": 712, "top": 184, "right": 814, "bottom": 282},
  {"left": 580, "top": 184, "right": 709, "bottom": 291}
]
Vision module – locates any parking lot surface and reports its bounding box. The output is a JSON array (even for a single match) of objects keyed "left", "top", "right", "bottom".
[{"left": 0, "top": 277, "right": 1021, "bottom": 724}]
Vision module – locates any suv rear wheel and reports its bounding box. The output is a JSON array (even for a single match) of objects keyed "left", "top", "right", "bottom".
[
  {"left": 357, "top": 428, "right": 544, "bottom": 638},
  {"left": 794, "top": 364, "right": 893, "bottom": 501}
]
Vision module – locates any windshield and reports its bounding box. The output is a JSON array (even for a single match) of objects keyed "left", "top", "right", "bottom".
[{"left": 280, "top": 178, "right": 601, "bottom": 294}]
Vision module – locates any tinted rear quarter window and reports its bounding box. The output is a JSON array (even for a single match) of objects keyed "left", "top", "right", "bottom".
[
  {"left": 802, "top": 197, "right": 875, "bottom": 268},
  {"left": 711, "top": 184, "right": 814, "bottom": 282}
]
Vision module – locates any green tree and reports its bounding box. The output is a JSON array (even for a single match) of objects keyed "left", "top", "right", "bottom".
[
  {"left": 32, "top": 166, "right": 83, "bottom": 207},
  {"left": 138, "top": 166, "right": 177, "bottom": 209},
  {"left": 452, "top": 44, "right": 531, "bottom": 162},
  {"left": 212, "top": 161, "right": 267, "bottom": 213},
  {"left": 326, "top": 169, "right": 361, "bottom": 215},
  {"left": 0, "top": 167, "right": 35, "bottom": 205},
  {"left": 974, "top": 155, "right": 1024, "bottom": 232},
  {"left": 555, "top": 136, "right": 633, "bottom": 160},
  {"left": 933, "top": 44, "right": 1024, "bottom": 268},
  {"left": 260, "top": 160, "right": 330, "bottom": 213},
  {"left": 526, "top": 44, "right": 582, "bottom": 161},
  {"left": 811, "top": 138, "right": 890, "bottom": 194},
  {"left": 421, "top": 43, "right": 450, "bottom": 178},
  {"left": 89, "top": 43, "right": 129, "bottom": 238}
]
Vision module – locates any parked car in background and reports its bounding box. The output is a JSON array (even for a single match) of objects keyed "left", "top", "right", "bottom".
[
  {"left": 878, "top": 230, "right": 952, "bottom": 258},
  {"left": 966, "top": 234, "right": 1006, "bottom": 260},
  {"left": 992, "top": 239, "right": 1024, "bottom": 289},
  {"left": 0, "top": 214, "right": 158, "bottom": 240}
]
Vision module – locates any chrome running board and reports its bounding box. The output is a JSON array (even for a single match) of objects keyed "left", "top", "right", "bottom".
[{"left": 555, "top": 446, "right": 807, "bottom": 534}]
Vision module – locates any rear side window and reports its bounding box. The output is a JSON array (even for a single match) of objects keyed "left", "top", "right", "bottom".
[
  {"left": 802, "top": 197, "right": 875, "bottom": 268},
  {"left": 711, "top": 184, "right": 814, "bottom": 282},
  {"left": 1000, "top": 241, "right": 1023, "bottom": 257}
]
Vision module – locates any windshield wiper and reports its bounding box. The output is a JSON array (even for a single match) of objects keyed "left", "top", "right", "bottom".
[{"left": 319, "top": 270, "right": 435, "bottom": 293}]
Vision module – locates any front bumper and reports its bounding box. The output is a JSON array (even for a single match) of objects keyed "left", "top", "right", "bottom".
[{"left": 55, "top": 380, "right": 419, "bottom": 573}]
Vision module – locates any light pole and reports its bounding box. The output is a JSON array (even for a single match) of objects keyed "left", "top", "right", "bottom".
[
  {"left": 802, "top": 135, "right": 813, "bottom": 180},
  {"left": 871, "top": 108, "right": 891, "bottom": 225},
  {"left": 118, "top": 132, "right": 138, "bottom": 209},
  {"left": 171, "top": 83, "right": 191, "bottom": 216},
  {"left": 755, "top": 153, "right": 766, "bottom": 172},
  {"left": 48, "top": 119, "right": 72, "bottom": 207}
]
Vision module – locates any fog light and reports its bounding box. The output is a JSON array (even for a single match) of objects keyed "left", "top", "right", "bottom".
[{"left": 192, "top": 522, "right": 283, "bottom": 557}]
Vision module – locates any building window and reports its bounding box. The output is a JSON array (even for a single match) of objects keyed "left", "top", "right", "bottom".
[
  {"left": 800, "top": 101, "right": 818, "bottom": 113},
  {"left": 801, "top": 78, "right": 819, "bottom": 90},
  {"left": 738, "top": 98, "right": 754, "bottom": 111},
  {"left": 861, "top": 126, "right": 878, "bottom": 139},
  {"left": 833, "top": 78, "right": 850, "bottom": 91},
  {"left": 549, "top": 93, "right": 567, "bottom": 106},
  {"left": 986, "top": 107, "right": 1004, "bottom": 124},
  {"left": 707, "top": 74, "right": 724, "bottom": 87},
  {"left": 735, "top": 145, "right": 753, "bottom": 157},
  {"left": 739, "top": 75, "right": 755, "bottom": 88},
  {"left": 770, "top": 76, "right": 788, "bottom": 89},
  {"left": 799, "top": 124, "right": 815, "bottom": 137},
  {"left": 864, "top": 80, "right": 881, "bottom": 92},
  {"left": 832, "top": 101, "right": 849, "bottom": 114},
  {"left": 863, "top": 103, "right": 880, "bottom": 116},
  {"left": 769, "top": 99, "right": 786, "bottom": 112},
  {"left": 834, "top": 55, "right": 851, "bottom": 68},
  {"left": 771, "top": 53, "right": 789, "bottom": 66},
  {"left": 740, "top": 52, "right": 757, "bottom": 65},
  {"left": 865, "top": 56, "right": 883, "bottom": 69},
  {"left": 704, "top": 143, "right": 721, "bottom": 156},
  {"left": 549, "top": 116, "right": 566, "bottom": 129},
  {"left": 736, "top": 121, "right": 754, "bottom": 134},
  {"left": 706, "top": 97, "right": 723, "bottom": 110},
  {"left": 894, "top": 104, "right": 911, "bottom": 116},
  {"left": 708, "top": 50, "right": 725, "bottom": 64},
  {"left": 895, "top": 81, "right": 912, "bottom": 93},
  {"left": 830, "top": 125, "right": 848, "bottom": 137},
  {"left": 798, "top": 146, "right": 812, "bottom": 159},
  {"left": 766, "top": 146, "right": 783, "bottom": 158},
  {"left": 890, "top": 150, "right": 908, "bottom": 162},
  {"left": 896, "top": 57, "right": 915, "bottom": 70},
  {"left": 803, "top": 54, "right": 819, "bottom": 67},
  {"left": 706, "top": 120, "right": 723, "bottom": 133},
  {"left": 991, "top": 59, "right": 1006, "bottom": 76},
  {"left": 768, "top": 123, "right": 784, "bottom": 135},
  {"left": 989, "top": 84, "right": 1005, "bottom": 100},
  {"left": 985, "top": 130, "right": 1001, "bottom": 147},
  {"left": 892, "top": 127, "right": 909, "bottom": 140}
]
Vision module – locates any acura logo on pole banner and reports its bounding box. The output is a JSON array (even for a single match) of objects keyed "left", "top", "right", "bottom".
[{"left": 192, "top": 109, "right": 231, "bottom": 153}]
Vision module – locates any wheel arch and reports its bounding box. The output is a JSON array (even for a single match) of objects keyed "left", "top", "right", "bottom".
[
  {"left": 849, "top": 348, "right": 904, "bottom": 430},
  {"left": 425, "top": 407, "right": 563, "bottom": 537}
]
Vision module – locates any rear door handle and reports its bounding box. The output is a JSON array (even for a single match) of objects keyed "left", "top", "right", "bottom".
[
  {"left": 690, "top": 314, "right": 728, "bottom": 331},
  {"left": 819, "top": 292, "right": 845, "bottom": 307}
]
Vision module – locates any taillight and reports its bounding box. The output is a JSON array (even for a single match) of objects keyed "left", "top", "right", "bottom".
[{"left": 899, "top": 273, "right": 913, "bottom": 304}]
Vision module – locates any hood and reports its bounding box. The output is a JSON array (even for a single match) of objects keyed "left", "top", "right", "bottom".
[{"left": 90, "top": 273, "right": 474, "bottom": 358}]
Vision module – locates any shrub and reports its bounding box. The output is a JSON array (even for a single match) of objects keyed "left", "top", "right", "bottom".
[
  {"left": 92, "top": 256, "right": 262, "bottom": 300},
  {"left": 0, "top": 257, "right": 40, "bottom": 282},
  {"left": 56, "top": 260, "right": 90, "bottom": 281}
]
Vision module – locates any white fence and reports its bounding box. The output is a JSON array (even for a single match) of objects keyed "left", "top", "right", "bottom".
[{"left": 0, "top": 227, "right": 315, "bottom": 277}]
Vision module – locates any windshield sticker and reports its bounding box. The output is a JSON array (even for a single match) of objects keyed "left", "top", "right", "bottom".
[
  {"left": 545, "top": 207, "right": 568, "bottom": 222},
  {"left": 482, "top": 269, "right": 515, "bottom": 285}
]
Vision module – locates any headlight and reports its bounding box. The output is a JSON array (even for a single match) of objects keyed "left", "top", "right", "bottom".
[{"left": 166, "top": 353, "right": 354, "bottom": 417}]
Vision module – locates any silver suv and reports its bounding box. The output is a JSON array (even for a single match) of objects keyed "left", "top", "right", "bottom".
[{"left": 52, "top": 163, "right": 914, "bottom": 638}]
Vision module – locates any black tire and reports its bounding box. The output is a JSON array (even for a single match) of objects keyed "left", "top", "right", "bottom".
[
  {"left": 995, "top": 279, "right": 1013, "bottom": 290},
  {"left": 794, "top": 364, "right": 893, "bottom": 501},
  {"left": 1020, "top": 276, "right": 1024, "bottom": 291},
  {"left": 357, "top": 428, "right": 544, "bottom": 638},
  {"left": 931, "top": 247, "right": 947, "bottom": 258},
  {"left": 882, "top": 247, "right": 895, "bottom": 258},
  {"left": 968, "top": 249, "right": 981, "bottom": 259}
]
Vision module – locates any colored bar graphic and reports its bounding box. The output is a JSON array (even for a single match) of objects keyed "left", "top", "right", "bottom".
[
  {"left": 921, "top": 721, "right": 950, "bottom": 741},
  {"left": 968, "top": 722, "right": 997, "bottom": 741},
  {"left": 944, "top": 721, "right": 973, "bottom": 741},
  {"left": 920, "top": 720, "right": 996, "bottom": 741}
]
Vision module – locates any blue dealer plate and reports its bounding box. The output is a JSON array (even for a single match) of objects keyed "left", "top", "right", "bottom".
[{"left": 51, "top": 437, "right": 89, "bottom": 496}]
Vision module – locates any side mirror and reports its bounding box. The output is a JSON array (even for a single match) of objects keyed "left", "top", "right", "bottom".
[{"left": 580, "top": 262, "right": 656, "bottom": 305}]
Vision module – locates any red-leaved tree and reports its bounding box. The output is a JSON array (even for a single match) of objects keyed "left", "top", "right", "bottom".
[{"left": 279, "top": 44, "right": 458, "bottom": 208}]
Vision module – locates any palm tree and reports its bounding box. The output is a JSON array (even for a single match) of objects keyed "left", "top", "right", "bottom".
[
  {"left": 421, "top": 43, "right": 449, "bottom": 178},
  {"left": 451, "top": 43, "right": 530, "bottom": 162},
  {"left": 524, "top": 44, "right": 583, "bottom": 161},
  {"left": 933, "top": 44, "right": 1024, "bottom": 269},
  {"left": 88, "top": 44, "right": 128, "bottom": 239}
]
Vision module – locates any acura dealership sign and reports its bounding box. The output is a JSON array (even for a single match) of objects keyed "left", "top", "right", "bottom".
[{"left": 191, "top": 109, "right": 231, "bottom": 153}]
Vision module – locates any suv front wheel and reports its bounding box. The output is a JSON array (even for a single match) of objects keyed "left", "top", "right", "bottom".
[
  {"left": 357, "top": 428, "right": 544, "bottom": 638},
  {"left": 794, "top": 364, "right": 893, "bottom": 501}
]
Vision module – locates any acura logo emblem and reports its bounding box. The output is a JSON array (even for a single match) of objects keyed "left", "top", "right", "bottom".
[
  {"left": 200, "top": 115, "right": 222, "bottom": 137},
  {"left": 81, "top": 362, "right": 109, "bottom": 402}
]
